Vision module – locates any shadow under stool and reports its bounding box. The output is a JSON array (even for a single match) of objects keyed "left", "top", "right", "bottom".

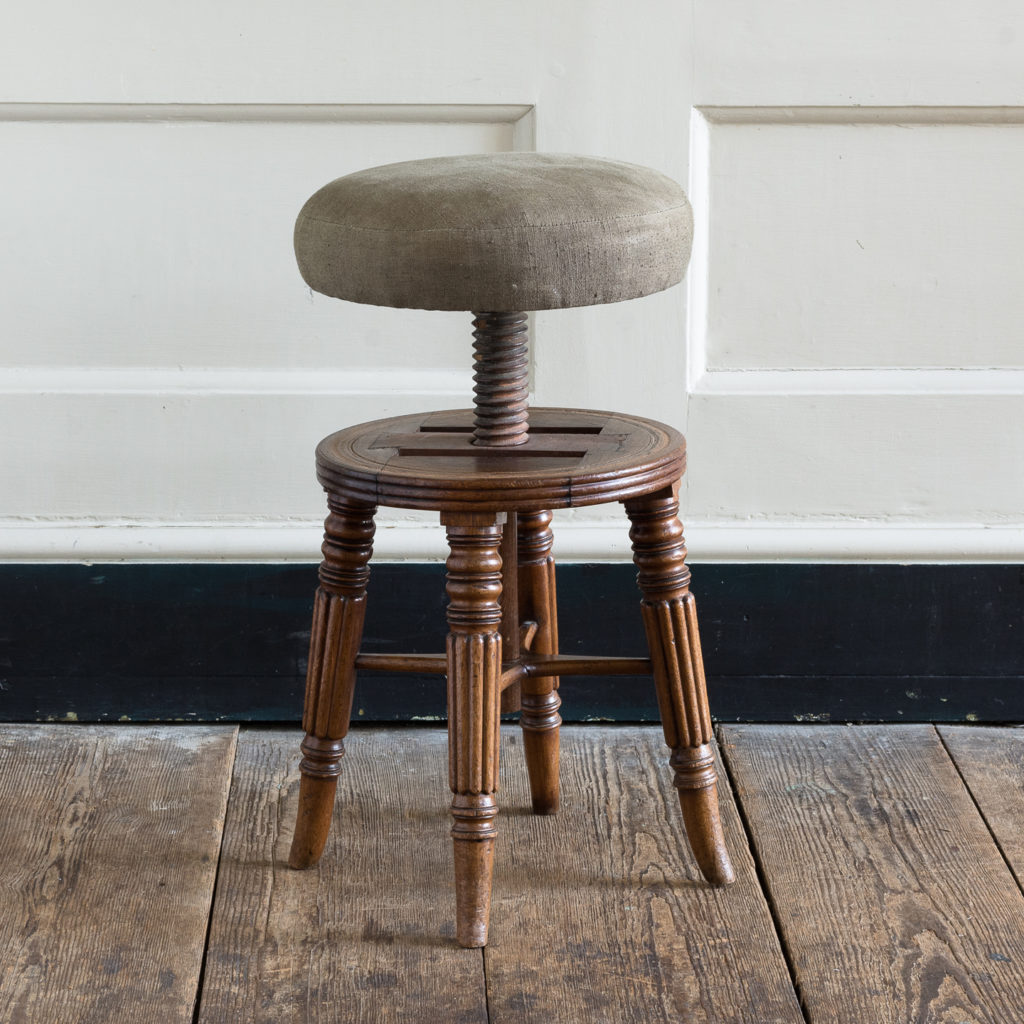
[{"left": 287, "top": 153, "right": 736, "bottom": 948}]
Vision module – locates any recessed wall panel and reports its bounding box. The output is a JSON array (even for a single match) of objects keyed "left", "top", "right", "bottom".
[
  {"left": 700, "top": 111, "right": 1024, "bottom": 371},
  {"left": 1, "top": 109, "right": 521, "bottom": 371}
]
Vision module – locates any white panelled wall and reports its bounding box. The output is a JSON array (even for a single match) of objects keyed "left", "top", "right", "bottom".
[{"left": 3, "top": 3, "right": 1024, "bottom": 563}]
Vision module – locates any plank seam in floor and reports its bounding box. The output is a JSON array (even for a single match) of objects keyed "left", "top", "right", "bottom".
[
  {"left": 481, "top": 948, "right": 492, "bottom": 1024},
  {"left": 723, "top": 723, "right": 1024, "bottom": 1024},
  {"left": 716, "top": 725, "right": 812, "bottom": 1024},
  {"left": 191, "top": 729, "right": 241, "bottom": 1024},
  {"left": 935, "top": 725, "right": 1024, "bottom": 895}
]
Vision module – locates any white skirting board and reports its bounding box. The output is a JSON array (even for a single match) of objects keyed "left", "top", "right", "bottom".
[{"left": 1, "top": 520, "right": 1022, "bottom": 564}]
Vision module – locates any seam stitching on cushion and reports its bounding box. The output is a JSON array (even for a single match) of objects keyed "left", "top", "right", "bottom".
[{"left": 297, "top": 204, "right": 690, "bottom": 234}]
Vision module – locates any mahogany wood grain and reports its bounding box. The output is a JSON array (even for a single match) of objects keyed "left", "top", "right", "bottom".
[
  {"left": 0, "top": 724, "right": 236, "bottom": 1024},
  {"left": 938, "top": 726, "right": 1024, "bottom": 885},
  {"left": 483, "top": 726, "right": 804, "bottom": 1023},
  {"left": 524, "top": 654, "right": 653, "bottom": 676},
  {"left": 199, "top": 729, "right": 489, "bottom": 1024},
  {"left": 625, "top": 489, "right": 735, "bottom": 887},
  {"left": 498, "top": 511, "right": 522, "bottom": 715},
  {"left": 315, "top": 407, "right": 686, "bottom": 513},
  {"left": 354, "top": 652, "right": 447, "bottom": 673},
  {"left": 722, "top": 724, "right": 1024, "bottom": 1024},
  {"left": 499, "top": 665, "right": 524, "bottom": 692},
  {"left": 352, "top": 653, "right": 653, "bottom": 677},
  {"left": 291, "top": 366, "right": 731, "bottom": 947},
  {"left": 289, "top": 499, "right": 376, "bottom": 870},
  {"left": 517, "top": 509, "right": 561, "bottom": 815},
  {"left": 519, "top": 619, "right": 539, "bottom": 650},
  {"left": 443, "top": 512, "right": 504, "bottom": 947}
]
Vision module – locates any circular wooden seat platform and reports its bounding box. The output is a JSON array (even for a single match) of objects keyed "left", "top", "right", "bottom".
[{"left": 316, "top": 407, "right": 686, "bottom": 512}]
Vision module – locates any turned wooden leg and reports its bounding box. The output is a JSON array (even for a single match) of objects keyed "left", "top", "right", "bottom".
[
  {"left": 444, "top": 512, "right": 503, "bottom": 948},
  {"left": 518, "top": 510, "right": 561, "bottom": 814},
  {"left": 624, "top": 489, "right": 735, "bottom": 886},
  {"left": 498, "top": 512, "right": 522, "bottom": 715},
  {"left": 289, "top": 498, "right": 376, "bottom": 870}
]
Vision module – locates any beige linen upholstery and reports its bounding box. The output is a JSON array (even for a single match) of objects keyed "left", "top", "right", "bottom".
[{"left": 294, "top": 152, "right": 692, "bottom": 311}]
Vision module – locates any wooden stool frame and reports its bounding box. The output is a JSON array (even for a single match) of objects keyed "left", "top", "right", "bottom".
[{"left": 288, "top": 313, "right": 735, "bottom": 947}]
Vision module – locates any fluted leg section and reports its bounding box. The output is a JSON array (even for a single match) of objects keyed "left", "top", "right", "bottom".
[
  {"left": 444, "top": 512, "right": 503, "bottom": 947},
  {"left": 518, "top": 510, "right": 562, "bottom": 814},
  {"left": 498, "top": 512, "right": 522, "bottom": 715},
  {"left": 289, "top": 498, "right": 376, "bottom": 870},
  {"left": 625, "top": 489, "right": 735, "bottom": 886}
]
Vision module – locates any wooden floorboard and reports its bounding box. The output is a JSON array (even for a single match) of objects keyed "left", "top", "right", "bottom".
[
  {"left": 721, "top": 724, "right": 1024, "bottom": 1024},
  {"left": 199, "top": 726, "right": 804, "bottom": 1023},
  {"left": 483, "top": 727, "right": 804, "bottom": 1024},
  {"left": 0, "top": 724, "right": 237, "bottom": 1024},
  {"left": 938, "top": 726, "right": 1024, "bottom": 888},
  {"left": 8, "top": 723, "right": 1023, "bottom": 1022},
  {"left": 196, "top": 727, "right": 490, "bottom": 1024}
]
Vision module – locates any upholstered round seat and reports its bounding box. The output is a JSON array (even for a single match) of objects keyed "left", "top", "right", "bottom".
[{"left": 294, "top": 152, "right": 692, "bottom": 311}]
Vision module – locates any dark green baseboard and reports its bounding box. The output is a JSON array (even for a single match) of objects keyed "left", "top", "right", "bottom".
[{"left": 0, "top": 563, "right": 1021, "bottom": 723}]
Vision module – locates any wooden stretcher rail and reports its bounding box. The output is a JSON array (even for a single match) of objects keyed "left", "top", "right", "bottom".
[{"left": 353, "top": 652, "right": 653, "bottom": 678}]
